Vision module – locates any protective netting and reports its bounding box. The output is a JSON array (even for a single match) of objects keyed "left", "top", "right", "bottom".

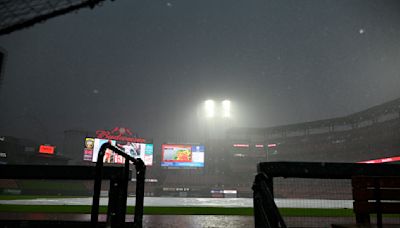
[
  {"left": 0, "top": 0, "right": 108, "bottom": 35},
  {"left": 273, "top": 178, "right": 400, "bottom": 227}
]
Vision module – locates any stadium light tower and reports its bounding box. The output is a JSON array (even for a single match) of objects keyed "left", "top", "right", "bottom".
[
  {"left": 204, "top": 99, "right": 215, "bottom": 118},
  {"left": 204, "top": 99, "right": 232, "bottom": 118},
  {"left": 222, "top": 100, "right": 231, "bottom": 118},
  {"left": 201, "top": 99, "right": 233, "bottom": 142}
]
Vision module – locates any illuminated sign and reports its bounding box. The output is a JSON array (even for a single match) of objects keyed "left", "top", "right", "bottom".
[
  {"left": 39, "top": 145, "right": 55, "bottom": 154},
  {"left": 96, "top": 127, "right": 146, "bottom": 143},
  {"left": 358, "top": 156, "right": 400, "bottom": 164},
  {"left": 234, "top": 153, "right": 245, "bottom": 157},
  {"left": 84, "top": 127, "right": 153, "bottom": 165},
  {"left": 223, "top": 190, "right": 237, "bottom": 194},
  {"left": 233, "top": 144, "right": 249, "bottom": 148},
  {"left": 161, "top": 144, "right": 205, "bottom": 168},
  {"left": 85, "top": 138, "right": 153, "bottom": 166},
  {"left": 83, "top": 138, "right": 94, "bottom": 161},
  {"left": 131, "top": 178, "right": 158, "bottom": 183},
  {"left": 267, "top": 143, "right": 277, "bottom": 148},
  {"left": 163, "top": 187, "right": 190, "bottom": 192}
]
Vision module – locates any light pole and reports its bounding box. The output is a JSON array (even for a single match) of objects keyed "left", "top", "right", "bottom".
[
  {"left": 204, "top": 99, "right": 231, "bottom": 120},
  {"left": 202, "top": 99, "right": 232, "bottom": 177},
  {"left": 202, "top": 99, "right": 232, "bottom": 140}
]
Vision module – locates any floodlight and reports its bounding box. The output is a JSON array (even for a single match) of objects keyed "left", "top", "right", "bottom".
[
  {"left": 222, "top": 100, "right": 231, "bottom": 118},
  {"left": 204, "top": 100, "right": 215, "bottom": 118}
]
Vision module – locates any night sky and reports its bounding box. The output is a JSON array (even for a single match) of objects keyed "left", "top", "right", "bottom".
[{"left": 0, "top": 0, "right": 400, "bottom": 149}]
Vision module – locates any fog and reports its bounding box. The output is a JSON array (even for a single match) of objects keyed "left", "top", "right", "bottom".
[{"left": 0, "top": 0, "right": 400, "bottom": 150}]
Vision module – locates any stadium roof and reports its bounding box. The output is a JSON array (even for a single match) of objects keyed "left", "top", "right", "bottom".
[
  {"left": 228, "top": 97, "right": 400, "bottom": 135},
  {"left": 0, "top": 0, "right": 112, "bottom": 36}
]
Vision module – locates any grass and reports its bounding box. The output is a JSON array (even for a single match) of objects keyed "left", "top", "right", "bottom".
[
  {"left": 1, "top": 195, "right": 398, "bottom": 218},
  {"left": 0, "top": 204, "right": 359, "bottom": 217},
  {"left": 0, "top": 194, "right": 357, "bottom": 217}
]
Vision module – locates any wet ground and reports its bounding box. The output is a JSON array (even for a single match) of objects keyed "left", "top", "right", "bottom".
[
  {"left": 0, "top": 197, "right": 354, "bottom": 227},
  {"left": 1, "top": 198, "right": 399, "bottom": 227},
  {"left": 1, "top": 212, "right": 400, "bottom": 227},
  {"left": 0, "top": 197, "right": 353, "bottom": 208},
  {"left": 0, "top": 212, "right": 357, "bottom": 228}
]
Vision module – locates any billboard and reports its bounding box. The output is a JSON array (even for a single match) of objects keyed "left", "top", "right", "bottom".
[
  {"left": 39, "top": 145, "right": 55, "bottom": 154},
  {"left": 161, "top": 144, "right": 205, "bottom": 168},
  {"left": 83, "top": 137, "right": 153, "bottom": 166}
]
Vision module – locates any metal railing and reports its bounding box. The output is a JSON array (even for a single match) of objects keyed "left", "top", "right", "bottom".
[
  {"left": 253, "top": 162, "right": 400, "bottom": 227},
  {"left": 0, "top": 164, "right": 130, "bottom": 227},
  {"left": 253, "top": 172, "right": 287, "bottom": 228},
  {"left": 91, "top": 142, "right": 146, "bottom": 228}
]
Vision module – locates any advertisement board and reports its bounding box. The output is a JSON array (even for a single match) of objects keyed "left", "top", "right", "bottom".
[
  {"left": 161, "top": 144, "right": 205, "bottom": 168},
  {"left": 83, "top": 137, "right": 153, "bottom": 166},
  {"left": 39, "top": 145, "right": 55, "bottom": 154}
]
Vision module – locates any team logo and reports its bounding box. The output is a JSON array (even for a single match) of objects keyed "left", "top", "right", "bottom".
[{"left": 96, "top": 127, "right": 145, "bottom": 143}]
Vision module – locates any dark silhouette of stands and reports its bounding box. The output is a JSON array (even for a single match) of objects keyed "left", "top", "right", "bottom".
[{"left": 222, "top": 98, "right": 400, "bottom": 197}]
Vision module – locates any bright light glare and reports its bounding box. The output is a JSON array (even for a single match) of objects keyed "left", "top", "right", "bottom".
[
  {"left": 222, "top": 100, "right": 231, "bottom": 118},
  {"left": 204, "top": 100, "right": 215, "bottom": 118}
]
